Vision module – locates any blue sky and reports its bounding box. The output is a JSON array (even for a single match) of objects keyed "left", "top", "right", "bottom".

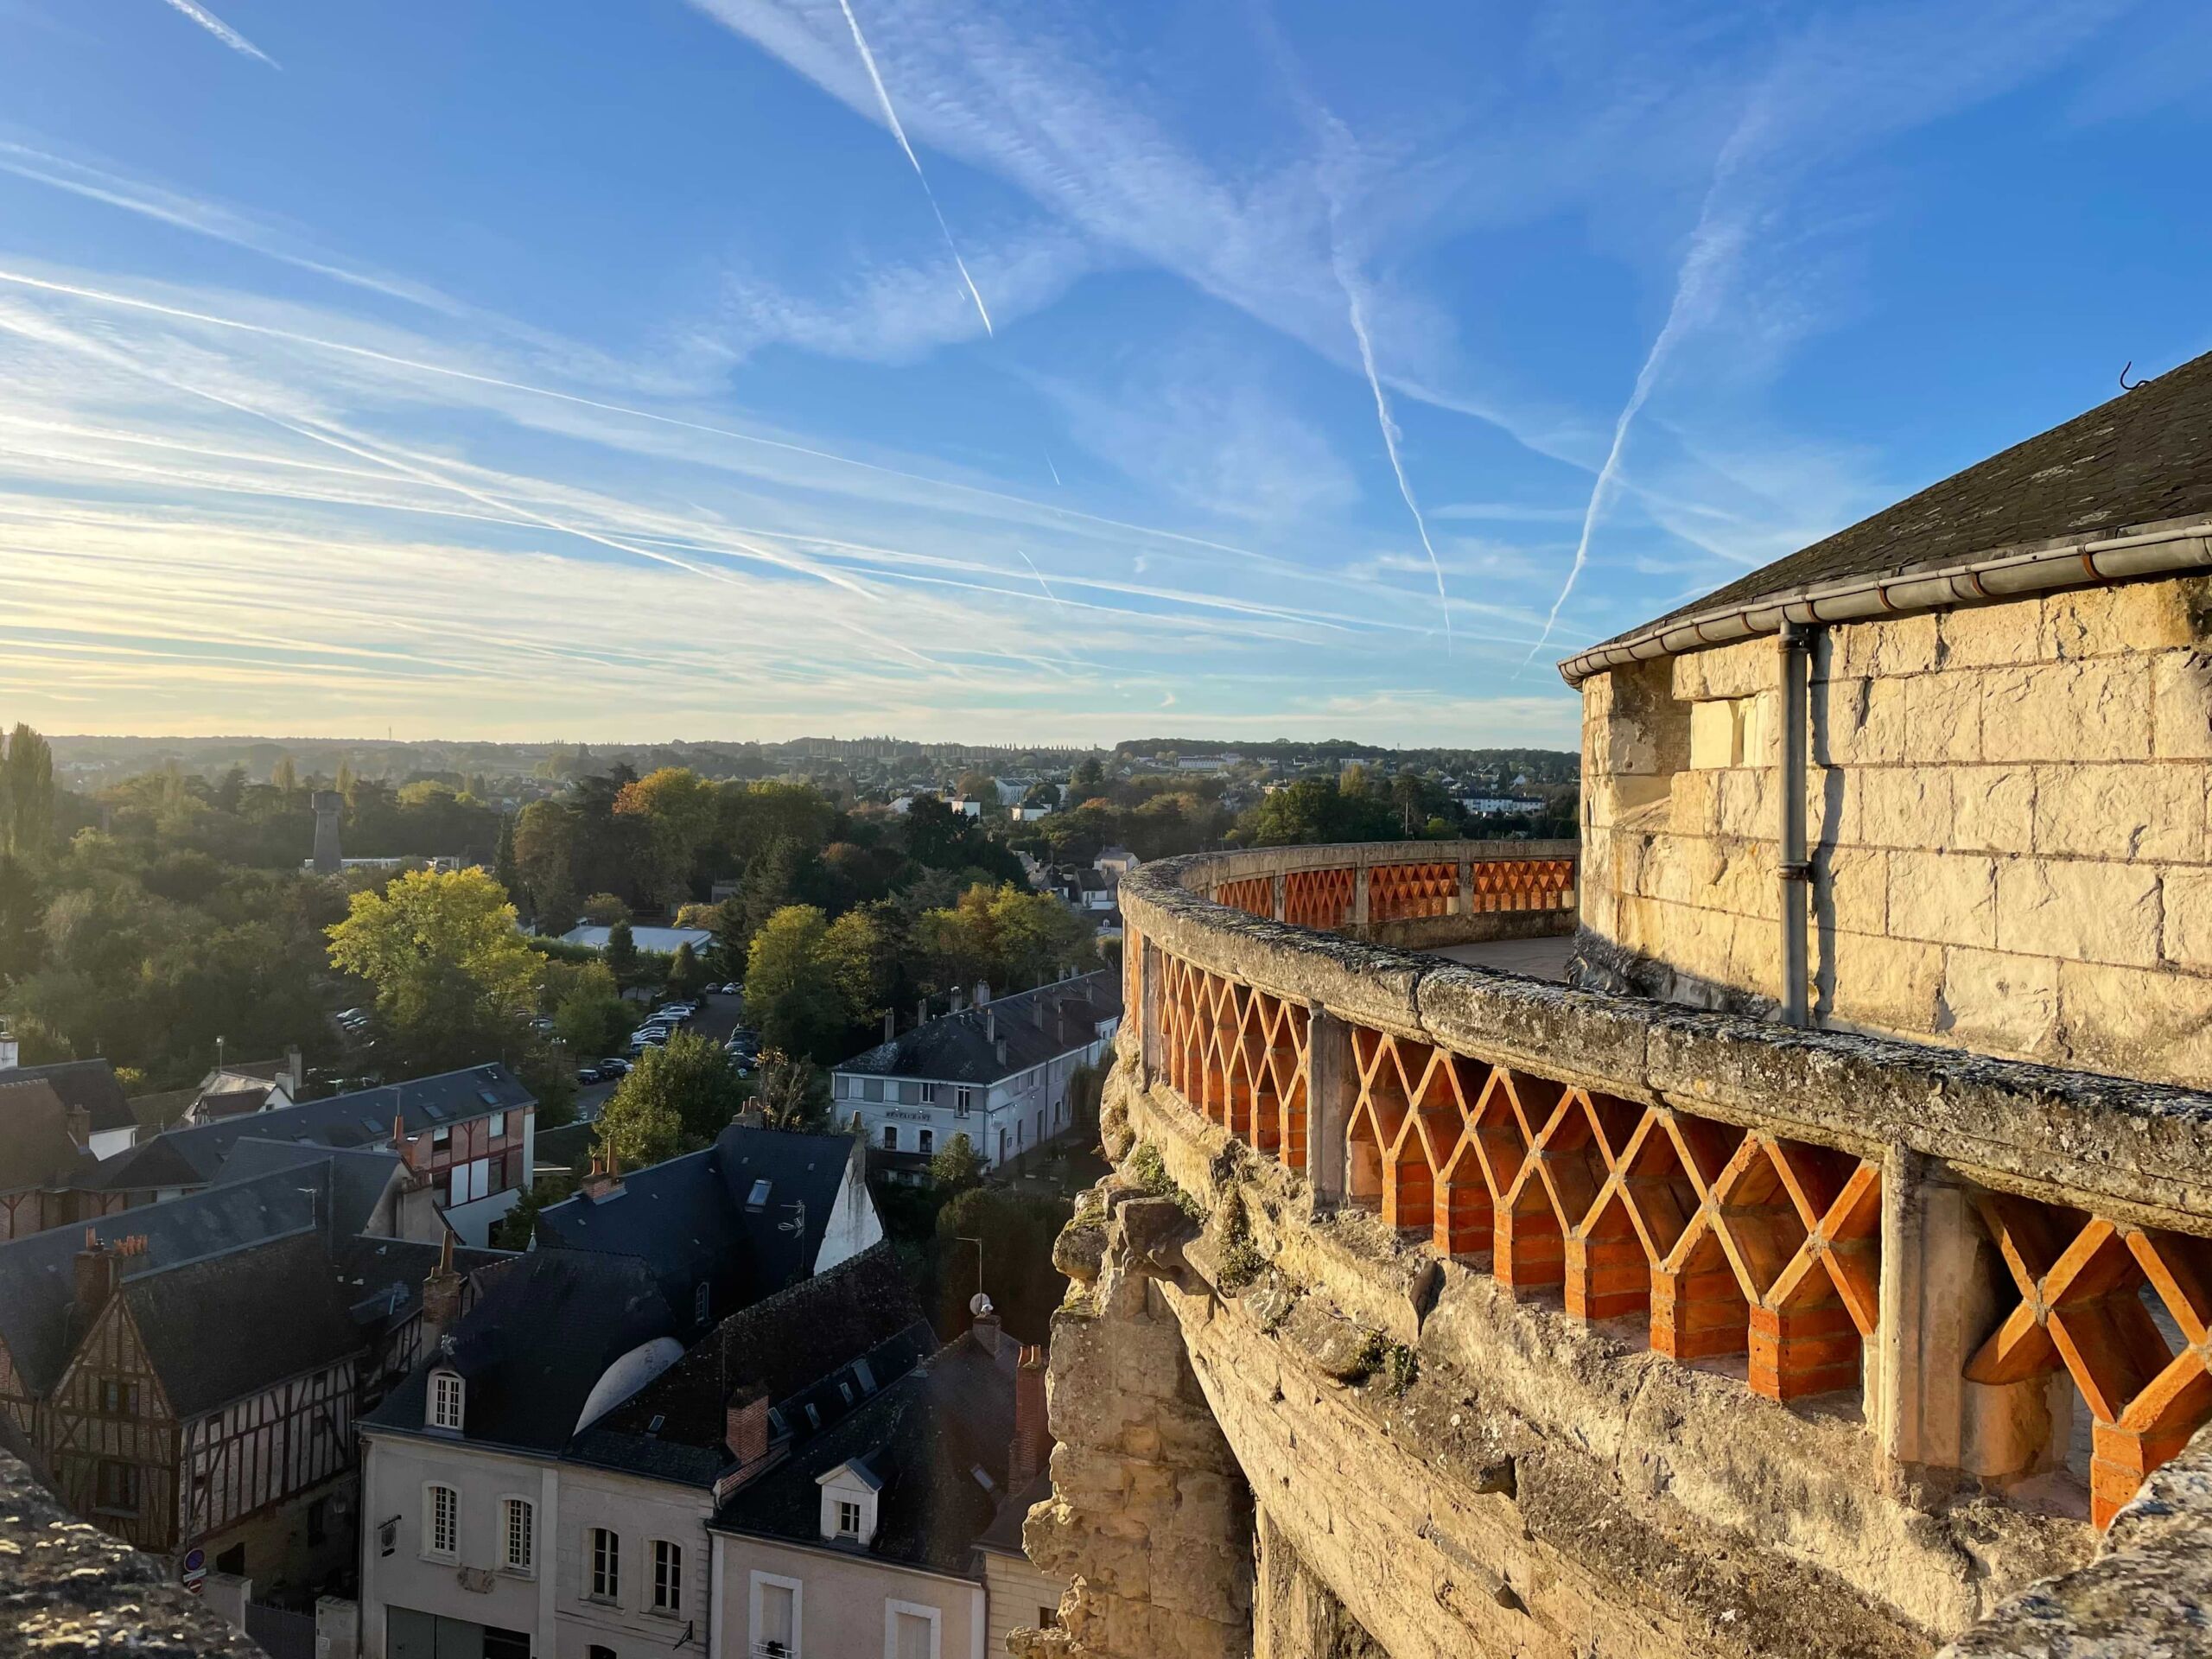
[{"left": 0, "top": 0, "right": 2205, "bottom": 746}]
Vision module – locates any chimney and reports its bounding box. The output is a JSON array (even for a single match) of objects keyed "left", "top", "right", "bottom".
[
  {"left": 884, "top": 1008, "right": 896, "bottom": 1043},
  {"left": 1009, "top": 1344, "right": 1050, "bottom": 1491},
  {"left": 390, "top": 1113, "right": 410, "bottom": 1159},
  {"left": 63, "top": 1103, "right": 91, "bottom": 1149},
  {"left": 985, "top": 1007, "right": 996, "bottom": 1044},
  {"left": 0, "top": 1022, "right": 16, "bottom": 1071},
  {"left": 916, "top": 997, "right": 929, "bottom": 1029},
  {"left": 725, "top": 1386, "right": 771, "bottom": 1465},
  {"left": 950, "top": 988, "right": 964, "bottom": 1014},
  {"left": 284, "top": 1046, "right": 304, "bottom": 1093},
  {"left": 971, "top": 1306, "right": 1002, "bottom": 1359},
  {"left": 974, "top": 979, "right": 992, "bottom": 1008},
  {"left": 581, "top": 1150, "right": 626, "bottom": 1202},
  {"left": 73, "top": 1230, "right": 118, "bottom": 1320},
  {"left": 421, "top": 1233, "right": 463, "bottom": 1347},
  {"left": 1031, "top": 995, "right": 1045, "bottom": 1029}
]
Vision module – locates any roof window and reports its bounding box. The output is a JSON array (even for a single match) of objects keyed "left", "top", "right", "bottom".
[{"left": 746, "top": 1179, "right": 772, "bottom": 1211}]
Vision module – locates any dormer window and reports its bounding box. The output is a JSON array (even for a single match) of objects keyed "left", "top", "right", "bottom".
[
  {"left": 429, "top": 1369, "right": 465, "bottom": 1432},
  {"left": 816, "top": 1460, "right": 880, "bottom": 1546},
  {"left": 836, "top": 1499, "right": 862, "bottom": 1538}
]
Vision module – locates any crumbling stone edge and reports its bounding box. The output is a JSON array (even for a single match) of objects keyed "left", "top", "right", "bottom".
[{"left": 0, "top": 1449, "right": 263, "bottom": 1656}]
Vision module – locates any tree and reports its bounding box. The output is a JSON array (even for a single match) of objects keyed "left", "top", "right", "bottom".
[
  {"left": 928, "top": 1130, "right": 984, "bottom": 1194},
  {"left": 272, "top": 755, "right": 298, "bottom": 795},
  {"left": 615, "top": 767, "right": 720, "bottom": 906},
  {"left": 750, "top": 1049, "right": 830, "bottom": 1132},
  {"left": 493, "top": 1180, "right": 555, "bottom": 1250},
  {"left": 609, "top": 1029, "right": 743, "bottom": 1147},
  {"left": 955, "top": 769, "right": 997, "bottom": 807},
  {"left": 581, "top": 892, "right": 631, "bottom": 926},
  {"left": 821, "top": 909, "right": 894, "bottom": 1030},
  {"left": 325, "top": 867, "right": 539, "bottom": 1023},
  {"left": 593, "top": 1080, "right": 685, "bottom": 1170},
  {"left": 667, "top": 940, "right": 708, "bottom": 998},
  {"left": 745, "top": 906, "right": 855, "bottom": 1063},
  {"left": 493, "top": 813, "right": 521, "bottom": 910},
  {"left": 605, "top": 918, "right": 638, "bottom": 982},
  {"left": 552, "top": 964, "right": 632, "bottom": 1058},
  {"left": 935, "top": 1185, "right": 1071, "bottom": 1342},
  {"left": 513, "top": 798, "right": 577, "bottom": 926},
  {"left": 1065, "top": 756, "right": 1106, "bottom": 807},
  {"left": 3, "top": 725, "right": 54, "bottom": 856}
]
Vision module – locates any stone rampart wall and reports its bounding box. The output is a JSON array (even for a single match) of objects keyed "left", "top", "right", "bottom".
[{"left": 1580, "top": 576, "right": 2212, "bottom": 1087}]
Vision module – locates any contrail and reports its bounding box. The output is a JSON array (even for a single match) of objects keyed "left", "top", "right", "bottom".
[
  {"left": 155, "top": 0, "right": 277, "bottom": 65},
  {"left": 1332, "top": 237, "right": 1451, "bottom": 654},
  {"left": 835, "top": 0, "right": 993, "bottom": 336},
  {"left": 1522, "top": 177, "right": 1748, "bottom": 669},
  {"left": 1014, "top": 547, "right": 1072, "bottom": 624},
  {"left": 0, "top": 268, "right": 1306, "bottom": 574},
  {"left": 1044, "top": 449, "right": 1062, "bottom": 487}
]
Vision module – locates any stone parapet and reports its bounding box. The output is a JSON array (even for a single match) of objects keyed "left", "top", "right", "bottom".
[{"left": 0, "top": 1448, "right": 263, "bottom": 1656}]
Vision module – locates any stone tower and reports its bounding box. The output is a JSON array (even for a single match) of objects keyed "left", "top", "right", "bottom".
[{"left": 311, "top": 790, "right": 344, "bottom": 874}]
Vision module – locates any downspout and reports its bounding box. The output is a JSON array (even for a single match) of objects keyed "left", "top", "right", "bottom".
[{"left": 1777, "top": 621, "right": 1811, "bottom": 1027}]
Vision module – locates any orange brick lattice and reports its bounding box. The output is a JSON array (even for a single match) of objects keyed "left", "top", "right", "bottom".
[
  {"left": 1470, "top": 856, "right": 1576, "bottom": 912},
  {"left": 1213, "top": 876, "right": 1275, "bottom": 918},
  {"left": 1282, "top": 868, "right": 1355, "bottom": 931},
  {"left": 1967, "top": 1192, "right": 2212, "bottom": 1527},
  {"left": 1367, "top": 862, "right": 1458, "bottom": 923},
  {"left": 1338, "top": 1027, "right": 1880, "bottom": 1407},
  {"left": 1154, "top": 955, "right": 1310, "bottom": 1164}
]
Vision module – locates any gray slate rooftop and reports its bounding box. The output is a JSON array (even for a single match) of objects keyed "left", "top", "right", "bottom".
[{"left": 836, "top": 971, "right": 1120, "bottom": 1087}]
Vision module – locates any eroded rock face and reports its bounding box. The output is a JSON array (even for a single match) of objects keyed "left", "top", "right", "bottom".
[{"left": 1016, "top": 1060, "right": 2120, "bottom": 1659}]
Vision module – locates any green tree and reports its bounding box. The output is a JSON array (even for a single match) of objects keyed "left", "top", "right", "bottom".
[
  {"left": 553, "top": 970, "right": 632, "bottom": 1058},
  {"left": 581, "top": 892, "right": 631, "bottom": 926},
  {"left": 1065, "top": 756, "right": 1106, "bottom": 807},
  {"left": 3, "top": 725, "right": 54, "bottom": 856},
  {"left": 326, "top": 867, "right": 540, "bottom": 1023},
  {"left": 272, "top": 755, "right": 298, "bottom": 795},
  {"left": 821, "top": 908, "right": 893, "bottom": 1029},
  {"left": 493, "top": 1180, "right": 556, "bottom": 1250},
  {"left": 928, "top": 1130, "right": 984, "bottom": 1194},
  {"left": 667, "top": 939, "right": 708, "bottom": 999},
  {"left": 605, "top": 918, "right": 638, "bottom": 982},
  {"left": 593, "top": 1081, "right": 684, "bottom": 1170},
  {"left": 749, "top": 1049, "right": 830, "bottom": 1132},
  {"left": 610, "top": 1028, "right": 743, "bottom": 1146},
  {"left": 744, "top": 905, "right": 854, "bottom": 1063},
  {"left": 493, "top": 812, "right": 521, "bottom": 908}
]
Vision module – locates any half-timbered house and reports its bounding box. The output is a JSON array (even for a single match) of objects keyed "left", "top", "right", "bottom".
[{"left": 73, "top": 1064, "right": 537, "bottom": 1247}]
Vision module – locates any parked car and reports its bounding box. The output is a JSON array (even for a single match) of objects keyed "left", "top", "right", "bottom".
[
  {"left": 596, "top": 1057, "right": 632, "bottom": 1077},
  {"left": 575, "top": 1065, "right": 603, "bottom": 1084}
]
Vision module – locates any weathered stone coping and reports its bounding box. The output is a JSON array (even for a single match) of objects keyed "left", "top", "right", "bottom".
[
  {"left": 0, "top": 1450, "right": 262, "bottom": 1656},
  {"left": 1173, "top": 837, "right": 1580, "bottom": 878},
  {"left": 1124, "top": 847, "right": 2212, "bottom": 1230},
  {"left": 1941, "top": 1426, "right": 2212, "bottom": 1656}
]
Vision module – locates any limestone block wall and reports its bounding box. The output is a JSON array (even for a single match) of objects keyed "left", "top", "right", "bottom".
[{"left": 1580, "top": 576, "right": 2212, "bottom": 1085}]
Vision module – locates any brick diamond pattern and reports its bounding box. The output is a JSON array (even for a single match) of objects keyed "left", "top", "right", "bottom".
[
  {"left": 1282, "top": 868, "right": 1356, "bottom": 931},
  {"left": 1155, "top": 954, "right": 1311, "bottom": 1163},
  {"left": 1470, "top": 856, "right": 1576, "bottom": 912},
  {"left": 1333, "top": 1027, "right": 1882, "bottom": 1408},
  {"left": 1966, "top": 1192, "right": 2212, "bottom": 1526},
  {"left": 1368, "top": 861, "right": 1458, "bottom": 923},
  {"left": 1213, "top": 876, "right": 1275, "bottom": 918}
]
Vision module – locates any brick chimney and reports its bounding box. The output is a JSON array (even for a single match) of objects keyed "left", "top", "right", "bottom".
[
  {"left": 580, "top": 1150, "right": 626, "bottom": 1202},
  {"left": 1009, "top": 1344, "right": 1050, "bottom": 1491},
  {"left": 422, "top": 1232, "right": 463, "bottom": 1347},
  {"left": 725, "top": 1385, "right": 771, "bottom": 1465},
  {"left": 73, "top": 1230, "right": 118, "bottom": 1321}
]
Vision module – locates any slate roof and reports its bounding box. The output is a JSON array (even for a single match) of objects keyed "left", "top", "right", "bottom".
[
  {"left": 0, "top": 1079, "right": 92, "bottom": 1192},
  {"left": 120, "top": 1233, "right": 367, "bottom": 1416},
  {"left": 363, "top": 1249, "right": 675, "bottom": 1453},
  {"left": 535, "top": 1123, "right": 860, "bottom": 1323},
  {"left": 211, "top": 1140, "right": 404, "bottom": 1238},
  {"left": 0, "top": 1166, "right": 324, "bottom": 1395},
  {"left": 834, "top": 972, "right": 1120, "bottom": 1087},
  {"left": 975, "top": 1471, "right": 1051, "bottom": 1559},
  {"left": 3, "top": 1060, "right": 134, "bottom": 1135},
  {"left": 570, "top": 1245, "right": 931, "bottom": 1484},
  {"left": 79, "top": 1063, "right": 532, "bottom": 1193},
  {"left": 711, "top": 1330, "right": 1019, "bottom": 1579},
  {"left": 1594, "top": 349, "right": 2212, "bottom": 655}
]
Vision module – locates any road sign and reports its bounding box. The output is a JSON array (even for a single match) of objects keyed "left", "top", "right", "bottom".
[{"left": 181, "top": 1548, "right": 206, "bottom": 1593}]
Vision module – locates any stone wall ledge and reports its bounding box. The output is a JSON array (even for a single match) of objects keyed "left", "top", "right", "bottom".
[
  {"left": 0, "top": 1450, "right": 262, "bottom": 1657},
  {"left": 1940, "top": 1426, "right": 2212, "bottom": 1657},
  {"left": 1128, "top": 849, "right": 2212, "bottom": 1228},
  {"left": 1122, "top": 1069, "right": 2091, "bottom": 1647}
]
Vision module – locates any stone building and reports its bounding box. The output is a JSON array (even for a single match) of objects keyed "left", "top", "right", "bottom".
[{"left": 1020, "top": 354, "right": 2212, "bottom": 1659}]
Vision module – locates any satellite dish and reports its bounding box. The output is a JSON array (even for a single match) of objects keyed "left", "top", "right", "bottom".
[{"left": 969, "top": 1292, "right": 995, "bottom": 1318}]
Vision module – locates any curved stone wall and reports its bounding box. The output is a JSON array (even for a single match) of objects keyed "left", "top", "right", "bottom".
[{"left": 1020, "top": 843, "right": 2212, "bottom": 1657}]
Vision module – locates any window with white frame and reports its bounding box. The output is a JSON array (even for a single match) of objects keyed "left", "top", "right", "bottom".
[
  {"left": 488, "top": 1109, "right": 506, "bottom": 1138},
  {"left": 887, "top": 1600, "right": 940, "bottom": 1659},
  {"left": 588, "top": 1526, "right": 620, "bottom": 1601},
  {"left": 650, "top": 1539, "right": 683, "bottom": 1614},
  {"left": 836, "top": 1499, "right": 862, "bottom": 1538},
  {"left": 954, "top": 1087, "right": 973, "bottom": 1116},
  {"left": 749, "top": 1573, "right": 800, "bottom": 1658},
  {"left": 429, "top": 1370, "right": 465, "bottom": 1431},
  {"left": 500, "top": 1497, "right": 533, "bottom": 1574},
  {"left": 918, "top": 1128, "right": 933, "bottom": 1155},
  {"left": 835, "top": 1073, "right": 851, "bottom": 1099},
  {"left": 918, "top": 1082, "right": 937, "bottom": 1103},
  {"left": 423, "top": 1483, "right": 459, "bottom": 1561}
]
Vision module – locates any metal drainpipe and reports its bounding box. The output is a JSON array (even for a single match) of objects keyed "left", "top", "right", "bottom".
[{"left": 1778, "top": 620, "right": 1812, "bottom": 1027}]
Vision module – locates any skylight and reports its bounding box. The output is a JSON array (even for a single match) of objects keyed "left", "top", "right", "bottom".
[{"left": 746, "top": 1179, "right": 772, "bottom": 1211}]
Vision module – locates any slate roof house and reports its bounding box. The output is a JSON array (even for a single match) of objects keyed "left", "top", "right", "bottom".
[
  {"left": 0, "top": 1143, "right": 506, "bottom": 1605},
  {"left": 534, "top": 1122, "right": 884, "bottom": 1333},
  {"left": 0, "top": 1075, "right": 98, "bottom": 1242},
  {"left": 76, "top": 1064, "right": 537, "bottom": 1246},
  {"left": 833, "top": 970, "right": 1121, "bottom": 1175}
]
